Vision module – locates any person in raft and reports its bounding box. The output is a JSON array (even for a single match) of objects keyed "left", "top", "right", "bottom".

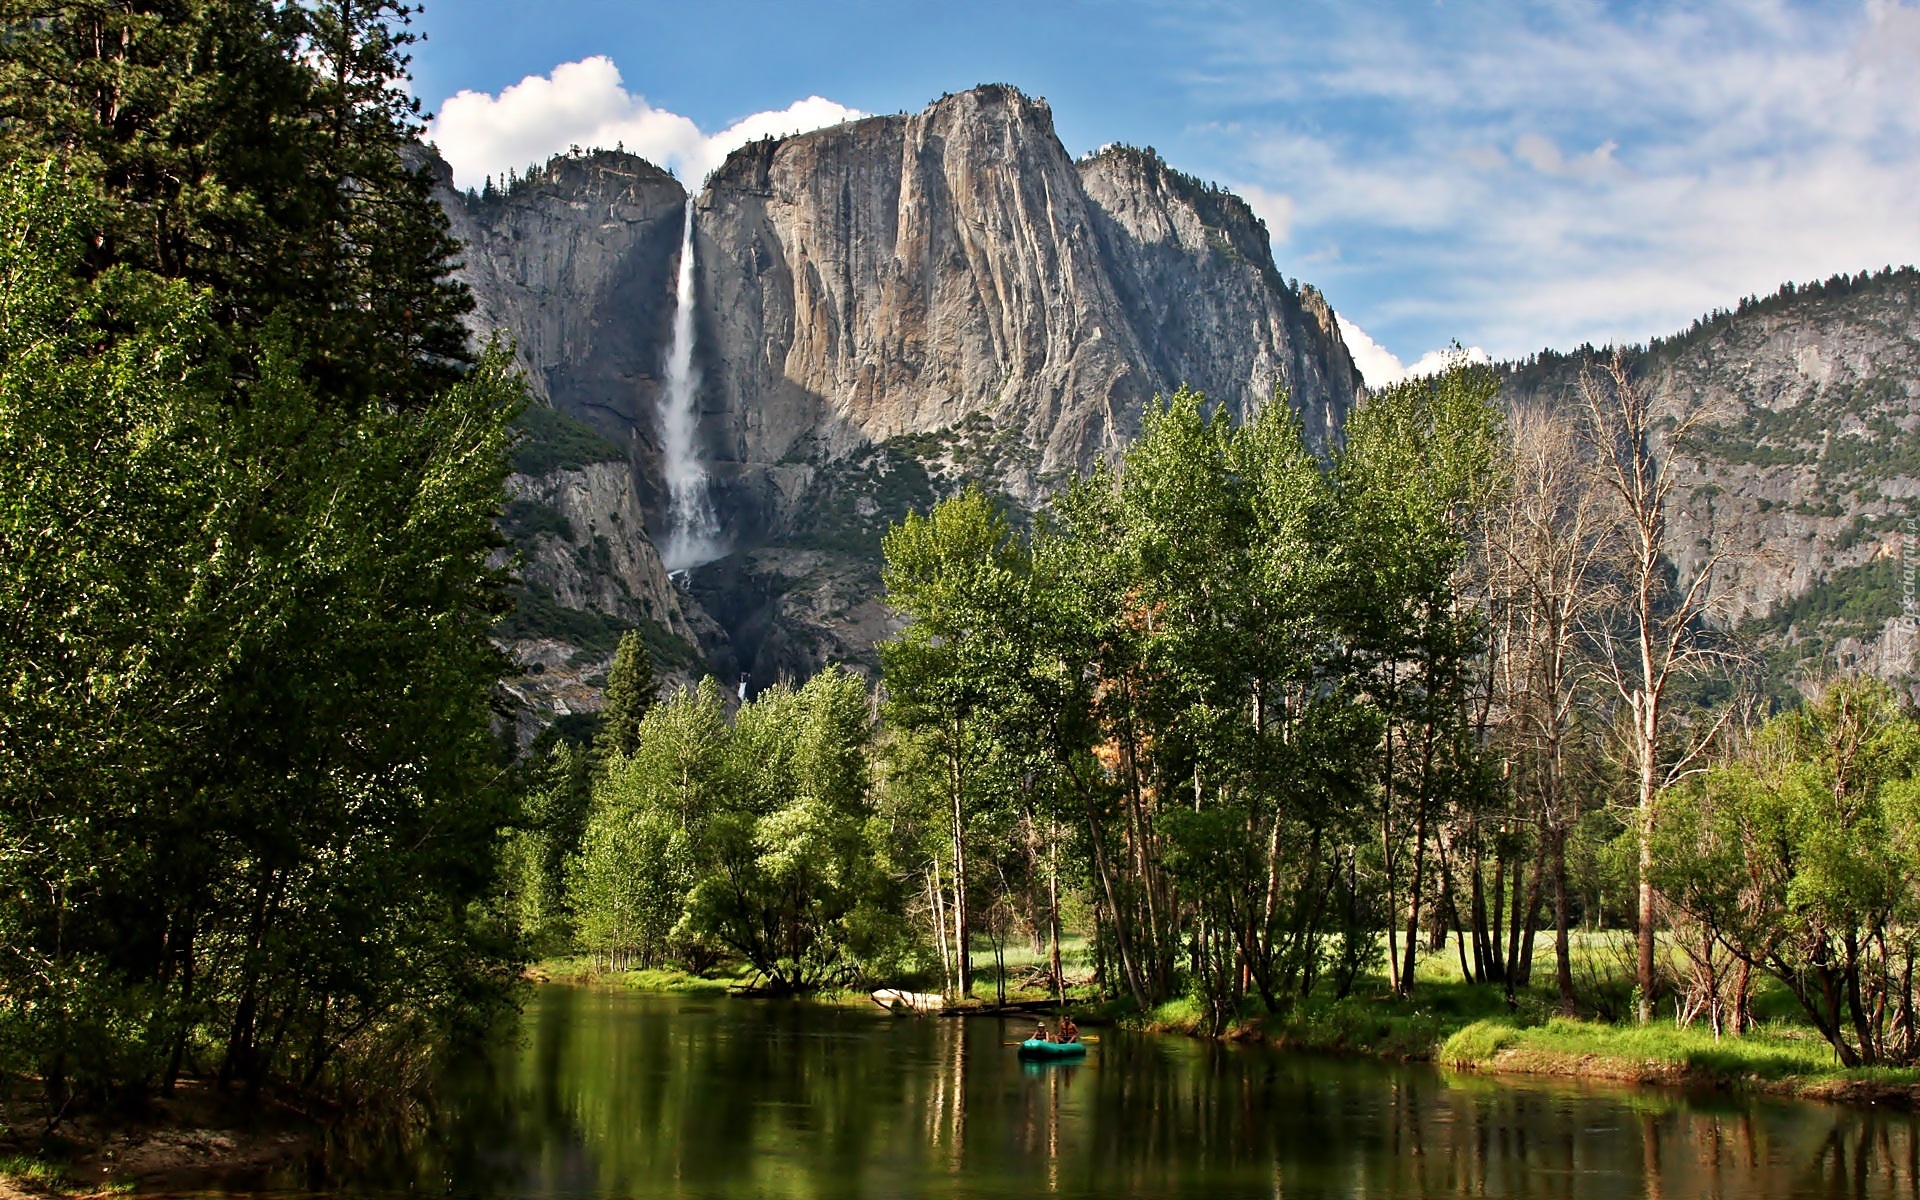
[
  {"left": 1031, "top": 1021, "right": 1050, "bottom": 1043},
  {"left": 1059, "top": 1017, "right": 1080, "bottom": 1044}
]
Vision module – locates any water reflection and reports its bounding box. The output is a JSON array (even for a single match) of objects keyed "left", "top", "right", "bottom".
[{"left": 323, "top": 987, "right": 1920, "bottom": 1199}]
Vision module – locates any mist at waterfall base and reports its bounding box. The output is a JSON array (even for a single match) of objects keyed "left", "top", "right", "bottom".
[{"left": 658, "top": 201, "right": 723, "bottom": 573}]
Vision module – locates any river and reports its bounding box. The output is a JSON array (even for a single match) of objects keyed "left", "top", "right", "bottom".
[{"left": 295, "top": 987, "right": 1920, "bottom": 1199}]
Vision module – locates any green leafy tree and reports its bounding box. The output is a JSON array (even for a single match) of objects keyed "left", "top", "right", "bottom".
[
  {"left": 881, "top": 489, "right": 1031, "bottom": 995},
  {"left": 1334, "top": 359, "right": 1506, "bottom": 996},
  {"left": 0, "top": 0, "right": 472, "bottom": 411},
  {"left": 0, "top": 162, "right": 523, "bottom": 1107},
  {"left": 504, "top": 739, "right": 593, "bottom": 952},
  {"left": 1656, "top": 679, "right": 1920, "bottom": 1064},
  {"left": 569, "top": 678, "right": 726, "bottom": 969},
  {"left": 684, "top": 669, "right": 898, "bottom": 994}
]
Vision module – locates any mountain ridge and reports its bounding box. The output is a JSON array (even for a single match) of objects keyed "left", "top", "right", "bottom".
[
  {"left": 433, "top": 84, "right": 1365, "bottom": 723},
  {"left": 431, "top": 85, "right": 1919, "bottom": 732}
]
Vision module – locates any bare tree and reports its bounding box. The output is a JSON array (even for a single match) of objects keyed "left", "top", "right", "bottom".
[
  {"left": 1486, "top": 400, "right": 1622, "bottom": 1014},
  {"left": 1578, "top": 351, "right": 1733, "bottom": 1023}
]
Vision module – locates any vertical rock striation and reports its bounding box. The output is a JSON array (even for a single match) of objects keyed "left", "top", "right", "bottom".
[{"left": 694, "top": 86, "right": 1361, "bottom": 521}]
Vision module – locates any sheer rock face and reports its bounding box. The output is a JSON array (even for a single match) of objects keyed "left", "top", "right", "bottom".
[
  {"left": 694, "top": 86, "right": 1360, "bottom": 519},
  {"left": 439, "top": 149, "right": 687, "bottom": 485},
  {"left": 1074, "top": 146, "right": 1358, "bottom": 455},
  {"left": 507, "top": 463, "right": 701, "bottom": 646},
  {"left": 438, "top": 149, "right": 709, "bottom": 711},
  {"left": 438, "top": 87, "right": 1363, "bottom": 514}
]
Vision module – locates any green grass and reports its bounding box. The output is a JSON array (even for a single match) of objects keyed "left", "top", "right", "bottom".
[
  {"left": 1149, "top": 995, "right": 1205, "bottom": 1028},
  {"left": 1439, "top": 1018, "right": 1524, "bottom": 1063},
  {"left": 1434, "top": 1013, "right": 1903, "bottom": 1092},
  {"left": 0, "top": 1154, "right": 74, "bottom": 1186},
  {"left": 619, "top": 968, "right": 733, "bottom": 995},
  {"left": 0, "top": 1153, "right": 123, "bottom": 1197},
  {"left": 534, "top": 956, "right": 754, "bottom": 994}
]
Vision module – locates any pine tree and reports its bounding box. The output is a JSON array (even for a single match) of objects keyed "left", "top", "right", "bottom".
[
  {"left": 0, "top": 0, "right": 472, "bottom": 412},
  {"left": 597, "top": 631, "right": 657, "bottom": 761}
]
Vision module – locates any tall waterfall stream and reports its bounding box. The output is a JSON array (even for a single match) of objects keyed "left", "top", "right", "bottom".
[{"left": 659, "top": 200, "right": 721, "bottom": 571}]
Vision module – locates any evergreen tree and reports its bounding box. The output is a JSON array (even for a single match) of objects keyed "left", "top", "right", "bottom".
[
  {"left": 0, "top": 0, "right": 472, "bottom": 412},
  {"left": 597, "top": 630, "right": 658, "bottom": 762},
  {"left": 0, "top": 0, "right": 524, "bottom": 1110}
]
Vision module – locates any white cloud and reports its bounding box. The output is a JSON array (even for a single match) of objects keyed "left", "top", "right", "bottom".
[
  {"left": 1335, "top": 316, "right": 1406, "bottom": 388},
  {"left": 1402, "top": 343, "right": 1492, "bottom": 380},
  {"left": 1336, "top": 315, "right": 1488, "bottom": 389},
  {"left": 1235, "top": 183, "right": 1295, "bottom": 243},
  {"left": 1185, "top": 1, "right": 1920, "bottom": 359},
  {"left": 428, "top": 57, "right": 864, "bottom": 190}
]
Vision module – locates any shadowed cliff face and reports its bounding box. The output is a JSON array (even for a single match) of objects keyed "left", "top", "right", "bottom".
[
  {"left": 437, "top": 85, "right": 1365, "bottom": 703},
  {"left": 439, "top": 149, "right": 689, "bottom": 521}
]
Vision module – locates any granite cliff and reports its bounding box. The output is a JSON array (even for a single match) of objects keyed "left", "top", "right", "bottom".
[
  {"left": 436, "top": 85, "right": 1364, "bottom": 707},
  {"left": 440, "top": 83, "right": 1915, "bottom": 727}
]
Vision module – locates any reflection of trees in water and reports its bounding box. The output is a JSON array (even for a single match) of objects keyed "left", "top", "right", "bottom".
[{"left": 351, "top": 992, "right": 1920, "bottom": 1199}]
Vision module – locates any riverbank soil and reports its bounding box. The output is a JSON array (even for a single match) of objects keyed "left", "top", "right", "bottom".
[{"left": 0, "top": 1080, "right": 314, "bottom": 1197}]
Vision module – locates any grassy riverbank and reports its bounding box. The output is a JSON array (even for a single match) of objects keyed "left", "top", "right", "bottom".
[
  {"left": 530, "top": 958, "right": 741, "bottom": 994},
  {"left": 1436, "top": 1016, "right": 1920, "bottom": 1102},
  {"left": 1103, "top": 940, "right": 1920, "bottom": 1108}
]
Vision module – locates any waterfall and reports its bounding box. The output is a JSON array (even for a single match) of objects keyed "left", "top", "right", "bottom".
[{"left": 658, "top": 199, "right": 721, "bottom": 571}]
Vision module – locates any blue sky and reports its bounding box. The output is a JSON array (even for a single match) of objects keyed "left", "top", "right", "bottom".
[{"left": 412, "top": 0, "right": 1920, "bottom": 382}]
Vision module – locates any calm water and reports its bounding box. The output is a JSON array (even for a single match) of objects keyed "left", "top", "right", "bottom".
[{"left": 288, "top": 987, "right": 1920, "bottom": 1199}]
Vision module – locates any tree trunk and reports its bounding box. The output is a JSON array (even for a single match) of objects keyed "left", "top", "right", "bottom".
[
  {"left": 1553, "top": 827, "right": 1576, "bottom": 1016},
  {"left": 929, "top": 860, "right": 952, "bottom": 994},
  {"left": 1514, "top": 832, "right": 1548, "bottom": 989},
  {"left": 1400, "top": 811, "right": 1428, "bottom": 996},
  {"left": 1488, "top": 847, "right": 1507, "bottom": 983},
  {"left": 1732, "top": 955, "right": 1752, "bottom": 1036},
  {"left": 1845, "top": 931, "right": 1877, "bottom": 1065},
  {"left": 950, "top": 732, "right": 971, "bottom": 996},
  {"left": 1048, "top": 827, "right": 1064, "bottom": 1006},
  {"left": 1469, "top": 844, "right": 1490, "bottom": 985},
  {"left": 1085, "top": 798, "right": 1149, "bottom": 1010},
  {"left": 1637, "top": 706, "right": 1657, "bottom": 1023}
]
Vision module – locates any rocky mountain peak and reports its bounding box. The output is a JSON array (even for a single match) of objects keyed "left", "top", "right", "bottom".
[{"left": 439, "top": 83, "right": 1370, "bottom": 713}]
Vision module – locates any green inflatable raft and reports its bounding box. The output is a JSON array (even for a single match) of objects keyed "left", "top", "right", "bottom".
[{"left": 1017, "top": 1038, "right": 1087, "bottom": 1060}]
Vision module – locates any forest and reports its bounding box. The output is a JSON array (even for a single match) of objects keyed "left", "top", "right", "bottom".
[
  {"left": 525, "top": 362, "right": 1920, "bottom": 1074},
  {"left": 6, "top": 0, "right": 1920, "bottom": 1141}
]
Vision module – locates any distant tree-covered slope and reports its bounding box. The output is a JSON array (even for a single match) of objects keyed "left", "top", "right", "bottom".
[{"left": 1501, "top": 266, "right": 1920, "bottom": 692}]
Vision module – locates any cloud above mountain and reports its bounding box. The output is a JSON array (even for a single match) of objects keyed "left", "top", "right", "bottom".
[
  {"left": 428, "top": 57, "right": 862, "bottom": 190},
  {"left": 1194, "top": 0, "right": 1920, "bottom": 361},
  {"left": 413, "top": 1, "right": 1920, "bottom": 368},
  {"left": 1337, "top": 317, "right": 1489, "bottom": 389}
]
